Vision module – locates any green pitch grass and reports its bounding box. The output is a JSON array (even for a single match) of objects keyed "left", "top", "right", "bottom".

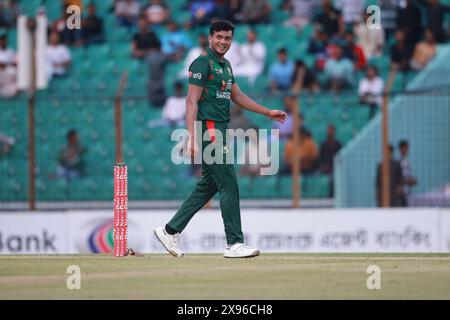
[{"left": 1, "top": 254, "right": 450, "bottom": 299}]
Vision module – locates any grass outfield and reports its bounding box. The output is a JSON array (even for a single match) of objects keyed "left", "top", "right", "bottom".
[{"left": 1, "top": 253, "right": 450, "bottom": 300}]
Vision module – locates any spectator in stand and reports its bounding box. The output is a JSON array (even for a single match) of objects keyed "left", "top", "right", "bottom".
[
  {"left": 282, "top": 0, "right": 318, "bottom": 31},
  {"left": 390, "top": 30, "right": 413, "bottom": 72},
  {"left": 319, "top": 124, "right": 342, "bottom": 175},
  {"left": 160, "top": 20, "right": 192, "bottom": 58},
  {"left": 334, "top": 0, "right": 364, "bottom": 28},
  {"left": 375, "top": 144, "right": 403, "bottom": 207},
  {"left": 235, "top": 29, "right": 266, "bottom": 85},
  {"left": 64, "top": 0, "right": 83, "bottom": 10},
  {"left": 189, "top": 0, "right": 217, "bottom": 26},
  {"left": 0, "top": 0, "right": 21, "bottom": 29},
  {"left": 80, "top": 2, "right": 105, "bottom": 46},
  {"left": 396, "top": 0, "right": 422, "bottom": 48},
  {"left": 240, "top": 0, "right": 272, "bottom": 24},
  {"left": 284, "top": 128, "right": 319, "bottom": 175},
  {"left": 398, "top": 139, "right": 417, "bottom": 207},
  {"left": 229, "top": 104, "right": 255, "bottom": 131},
  {"left": 418, "top": 0, "right": 450, "bottom": 43},
  {"left": 115, "top": 0, "right": 141, "bottom": 28},
  {"left": 177, "top": 33, "right": 208, "bottom": 79},
  {"left": 228, "top": 105, "right": 262, "bottom": 177},
  {"left": 343, "top": 30, "right": 366, "bottom": 70},
  {"left": 354, "top": 11, "right": 385, "bottom": 60},
  {"left": 132, "top": 16, "right": 161, "bottom": 59},
  {"left": 269, "top": 48, "right": 295, "bottom": 92},
  {"left": 0, "top": 131, "right": 15, "bottom": 156},
  {"left": 273, "top": 95, "right": 311, "bottom": 141},
  {"left": 226, "top": 0, "right": 244, "bottom": 24},
  {"left": 291, "top": 60, "right": 320, "bottom": 93},
  {"left": 144, "top": 0, "right": 170, "bottom": 26},
  {"left": 146, "top": 42, "right": 171, "bottom": 108},
  {"left": 410, "top": 28, "right": 437, "bottom": 71},
  {"left": 0, "top": 54, "right": 17, "bottom": 98},
  {"left": 57, "top": 129, "right": 87, "bottom": 180},
  {"left": 379, "top": 0, "right": 401, "bottom": 40},
  {"left": 307, "top": 26, "right": 329, "bottom": 71},
  {"left": 358, "top": 65, "right": 384, "bottom": 119},
  {"left": 52, "top": 6, "right": 81, "bottom": 46},
  {"left": 148, "top": 81, "right": 186, "bottom": 128},
  {"left": 224, "top": 40, "right": 243, "bottom": 72},
  {"left": 323, "top": 44, "right": 354, "bottom": 91},
  {"left": 319, "top": 124, "right": 342, "bottom": 196},
  {"left": 314, "top": 0, "right": 342, "bottom": 37},
  {"left": 46, "top": 32, "right": 71, "bottom": 78},
  {"left": 0, "top": 32, "right": 16, "bottom": 66}
]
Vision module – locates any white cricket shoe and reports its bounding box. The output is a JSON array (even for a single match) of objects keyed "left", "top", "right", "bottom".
[
  {"left": 153, "top": 226, "right": 184, "bottom": 258},
  {"left": 223, "top": 243, "right": 260, "bottom": 258}
]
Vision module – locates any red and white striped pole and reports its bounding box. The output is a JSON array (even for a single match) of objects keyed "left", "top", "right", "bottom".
[{"left": 113, "top": 163, "right": 128, "bottom": 257}]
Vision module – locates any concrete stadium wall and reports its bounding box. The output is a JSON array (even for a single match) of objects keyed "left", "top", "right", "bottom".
[
  {"left": 335, "top": 45, "right": 450, "bottom": 207},
  {"left": 1, "top": 208, "right": 450, "bottom": 254}
]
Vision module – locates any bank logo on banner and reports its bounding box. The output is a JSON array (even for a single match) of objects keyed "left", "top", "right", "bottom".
[{"left": 76, "top": 219, "right": 144, "bottom": 254}]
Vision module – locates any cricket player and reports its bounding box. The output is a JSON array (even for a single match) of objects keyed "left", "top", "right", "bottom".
[{"left": 154, "top": 20, "right": 287, "bottom": 258}]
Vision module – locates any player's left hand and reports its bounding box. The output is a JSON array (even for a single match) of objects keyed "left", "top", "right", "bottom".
[{"left": 268, "top": 110, "right": 287, "bottom": 123}]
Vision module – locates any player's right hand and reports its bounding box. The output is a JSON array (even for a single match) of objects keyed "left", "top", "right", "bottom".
[{"left": 186, "top": 137, "right": 199, "bottom": 159}]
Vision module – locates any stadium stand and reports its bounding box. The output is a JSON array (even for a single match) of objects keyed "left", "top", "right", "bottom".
[{"left": 1, "top": 0, "right": 448, "bottom": 204}]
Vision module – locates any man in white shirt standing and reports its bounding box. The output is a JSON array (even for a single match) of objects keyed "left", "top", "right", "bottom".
[
  {"left": 0, "top": 33, "right": 16, "bottom": 66},
  {"left": 354, "top": 12, "right": 385, "bottom": 59},
  {"left": 358, "top": 65, "right": 384, "bottom": 119},
  {"left": 46, "top": 31, "right": 71, "bottom": 79},
  {"left": 0, "top": 54, "right": 17, "bottom": 98},
  {"left": 235, "top": 29, "right": 266, "bottom": 86}
]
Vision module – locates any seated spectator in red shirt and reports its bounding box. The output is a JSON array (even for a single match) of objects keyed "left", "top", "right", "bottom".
[{"left": 343, "top": 30, "right": 366, "bottom": 71}]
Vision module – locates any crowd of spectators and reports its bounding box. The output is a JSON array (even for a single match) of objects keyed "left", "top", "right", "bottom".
[{"left": 0, "top": 0, "right": 448, "bottom": 191}]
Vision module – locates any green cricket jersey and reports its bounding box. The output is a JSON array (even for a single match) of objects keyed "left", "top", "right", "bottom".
[{"left": 188, "top": 47, "right": 235, "bottom": 122}]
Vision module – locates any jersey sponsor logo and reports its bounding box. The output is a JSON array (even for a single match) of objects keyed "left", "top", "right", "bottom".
[
  {"left": 227, "top": 67, "right": 231, "bottom": 75},
  {"left": 189, "top": 71, "right": 202, "bottom": 80},
  {"left": 216, "top": 91, "right": 231, "bottom": 100}
]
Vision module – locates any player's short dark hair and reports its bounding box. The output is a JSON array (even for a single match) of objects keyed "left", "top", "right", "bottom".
[
  {"left": 210, "top": 20, "right": 235, "bottom": 36},
  {"left": 398, "top": 140, "right": 409, "bottom": 148},
  {"left": 278, "top": 47, "right": 287, "bottom": 54}
]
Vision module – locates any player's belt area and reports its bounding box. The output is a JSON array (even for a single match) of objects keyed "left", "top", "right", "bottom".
[{"left": 205, "top": 120, "right": 216, "bottom": 143}]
